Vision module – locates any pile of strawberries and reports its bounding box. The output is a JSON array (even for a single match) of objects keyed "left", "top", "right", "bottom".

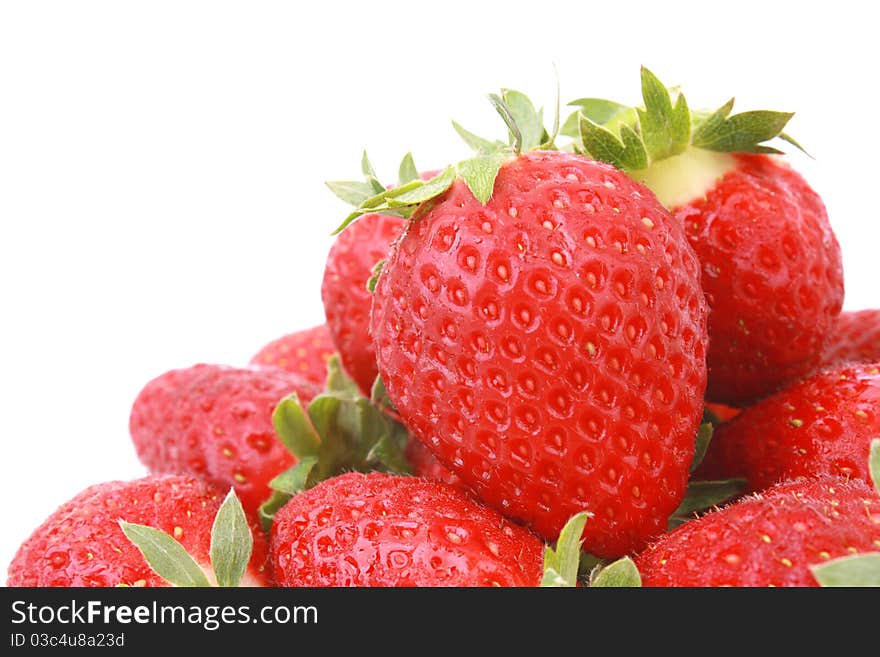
[{"left": 8, "top": 69, "right": 880, "bottom": 588}]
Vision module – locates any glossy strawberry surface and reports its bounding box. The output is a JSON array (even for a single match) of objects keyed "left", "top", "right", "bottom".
[
  {"left": 673, "top": 154, "right": 843, "bottom": 405},
  {"left": 371, "top": 151, "right": 708, "bottom": 557},
  {"left": 322, "top": 212, "right": 405, "bottom": 393},
  {"left": 821, "top": 309, "right": 880, "bottom": 370},
  {"left": 130, "top": 364, "right": 320, "bottom": 514},
  {"left": 697, "top": 362, "right": 880, "bottom": 492},
  {"left": 636, "top": 477, "right": 880, "bottom": 587},
  {"left": 7, "top": 475, "right": 269, "bottom": 587},
  {"left": 270, "top": 472, "right": 543, "bottom": 586},
  {"left": 249, "top": 324, "right": 336, "bottom": 386}
]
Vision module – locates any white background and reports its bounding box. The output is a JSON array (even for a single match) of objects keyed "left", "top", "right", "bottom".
[{"left": 2, "top": 1, "right": 877, "bottom": 578}]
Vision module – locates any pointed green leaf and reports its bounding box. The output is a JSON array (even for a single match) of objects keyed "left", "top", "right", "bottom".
[
  {"left": 692, "top": 98, "right": 735, "bottom": 142},
  {"left": 273, "top": 394, "right": 321, "bottom": 458},
  {"left": 811, "top": 554, "right": 880, "bottom": 587},
  {"left": 457, "top": 153, "right": 509, "bottom": 204},
  {"left": 562, "top": 98, "right": 638, "bottom": 138},
  {"left": 579, "top": 114, "right": 647, "bottom": 171},
  {"left": 332, "top": 209, "right": 368, "bottom": 236},
  {"left": 361, "top": 150, "right": 378, "bottom": 179},
  {"left": 385, "top": 167, "right": 455, "bottom": 206},
  {"left": 488, "top": 93, "right": 523, "bottom": 154},
  {"left": 398, "top": 152, "right": 419, "bottom": 185},
  {"left": 325, "top": 354, "right": 360, "bottom": 397},
  {"left": 638, "top": 66, "right": 690, "bottom": 161},
  {"left": 210, "top": 489, "right": 253, "bottom": 588},
  {"left": 870, "top": 438, "right": 880, "bottom": 494},
  {"left": 452, "top": 120, "right": 505, "bottom": 154},
  {"left": 325, "top": 180, "right": 377, "bottom": 207},
  {"left": 778, "top": 132, "right": 811, "bottom": 157},
  {"left": 120, "top": 521, "right": 211, "bottom": 587},
  {"left": 366, "top": 258, "right": 385, "bottom": 294},
  {"left": 690, "top": 422, "right": 715, "bottom": 473},
  {"left": 370, "top": 375, "right": 397, "bottom": 414},
  {"left": 590, "top": 557, "right": 642, "bottom": 587},
  {"left": 540, "top": 511, "right": 589, "bottom": 587},
  {"left": 268, "top": 457, "right": 319, "bottom": 495},
  {"left": 668, "top": 479, "right": 746, "bottom": 529},
  {"left": 693, "top": 109, "right": 794, "bottom": 153},
  {"left": 502, "top": 89, "right": 544, "bottom": 152}
]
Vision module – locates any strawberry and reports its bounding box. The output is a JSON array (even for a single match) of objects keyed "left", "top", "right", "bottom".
[
  {"left": 633, "top": 475, "right": 880, "bottom": 587},
  {"left": 249, "top": 323, "right": 336, "bottom": 386},
  {"left": 130, "top": 364, "right": 320, "bottom": 516},
  {"left": 321, "top": 212, "right": 404, "bottom": 393},
  {"left": 567, "top": 68, "right": 844, "bottom": 405},
  {"left": 696, "top": 361, "right": 880, "bottom": 492},
  {"left": 331, "top": 92, "right": 709, "bottom": 557},
  {"left": 820, "top": 309, "right": 880, "bottom": 370},
  {"left": 7, "top": 475, "right": 269, "bottom": 587},
  {"left": 270, "top": 472, "right": 544, "bottom": 586},
  {"left": 322, "top": 156, "right": 439, "bottom": 394}
]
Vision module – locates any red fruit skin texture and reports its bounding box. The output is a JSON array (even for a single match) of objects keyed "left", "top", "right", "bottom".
[
  {"left": 405, "top": 439, "right": 466, "bottom": 488},
  {"left": 322, "top": 212, "right": 406, "bottom": 393},
  {"left": 673, "top": 154, "right": 843, "bottom": 406},
  {"left": 270, "top": 472, "right": 543, "bottom": 587},
  {"left": 7, "top": 475, "right": 270, "bottom": 587},
  {"left": 249, "top": 324, "right": 336, "bottom": 386},
  {"left": 371, "top": 151, "right": 709, "bottom": 557},
  {"left": 636, "top": 477, "right": 880, "bottom": 587},
  {"left": 696, "top": 362, "right": 880, "bottom": 492},
  {"left": 821, "top": 309, "right": 880, "bottom": 370},
  {"left": 130, "top": 365, "right": 320, "bottom": 515}
]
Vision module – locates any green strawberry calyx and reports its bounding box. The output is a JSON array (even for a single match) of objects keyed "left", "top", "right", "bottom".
[
  {"left": 565, "top": 67, "right": 808, "bottom": 208},
  {"left": 327, "top": 89, "right": 557, "bottom": 234},
  {"left": 119, "top": 488, "right": 254, "bottom": 587},
  {"left": 811, "top": 438, "right": 880, "bottom": 587},
  {"left": 540, "top": 511, "right": 591, "bottom": 587},
  {"left": 258, "top": 356, "right": 412, "bottom": 529}
]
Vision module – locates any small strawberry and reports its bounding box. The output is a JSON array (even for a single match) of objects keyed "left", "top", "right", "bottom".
[
  {"left": 270, "top": 472, "right": 545, "bottom": 587},
  {"left": 7, "top": 475, "right": 269, "bottom": 587},
  {"left": 696, "top": 361, "right": 880, "bottom": 492},
  {"left": 249, "top": 323, "right": 336, "bottom": 386},
  {"left": 567, "top": 67, "right": 844, "bottom": 405},
  {"left": 633, "top": 474, "right": 880, "bottom": 587},
  {"left": 322, "top": 155, "right": 439, "bottom": 394},
  {"left": 820, "top": 309, "right": 880, "bottom": 370},
  {"left": 130, "top": 364, "right": 321, "bottom": 515},
  {"left": 331, "top": 91, "right": 709, "bottom": 557}
]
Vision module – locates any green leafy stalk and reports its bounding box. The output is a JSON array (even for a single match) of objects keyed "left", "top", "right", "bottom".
[
  {"left": 258, "top": 356, "right": 412, "bottom": 528},
  {"left": 120, "top": 522, "right": 211, "bottom": 587},
  {"left": 812, "top": 554, "right": 880, "bottom": 587}
]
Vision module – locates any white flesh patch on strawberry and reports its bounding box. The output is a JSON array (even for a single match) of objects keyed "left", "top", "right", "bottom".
[{"left": 632, "top": 148, "right": 737, "bottom": 210}]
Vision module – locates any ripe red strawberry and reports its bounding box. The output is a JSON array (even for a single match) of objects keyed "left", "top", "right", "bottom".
[
  {"left": 270, "top": 472, "right": 544, "bottom": 586},
  {"left": 321, "top": 212, "right": 405, "bottom": 393},
  {"left": 570, "top": 68, "right": 843, "bottom": 406},
  {"left": 7, "top": 475, "right": 269, "bottom": 587},
  {"left": 249, "top": 323, "right": 336, "bottom": 386},
  {"left": 332, "top": 94, "right": 709, "bottom": 558},
  {"left": 634, "top": 476, "right": 880, "bottom": 587},
  {"left": 696, "top": 361, "right": 880, "bottom": 492},
  {"left": 820, "top": 309, "right": 880, "bottom": 369},
  {"left": 130, "top": 364, "right": 320, "bottom": 515}
]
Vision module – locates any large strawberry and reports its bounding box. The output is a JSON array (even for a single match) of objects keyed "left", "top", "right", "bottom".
[
  {"left": 270, "top": 472, "right": 545, "bottom": 586},
  {"left": 249, "top": 323, "right": 336, "bottom": 386},
  {"left": 130, "top": 364, "right": 321, "bottom": 515},
  {"left": 331, "top": 92, "right": 709, "bottom": 557},
  {"left": 632, "top": 473, "right": 880, "bottom": 587},
  {"left": 7, "top": 475, "right": 269, "bottom": 587},
  {"left": 567, "top": 68, "right": 844, "bottom": 405},
  {"left": 820, "top": 309, "right": 880, "bottom": 370},
  {"left": 696, "top": 361, "right": 880, "bottom": 492}
]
